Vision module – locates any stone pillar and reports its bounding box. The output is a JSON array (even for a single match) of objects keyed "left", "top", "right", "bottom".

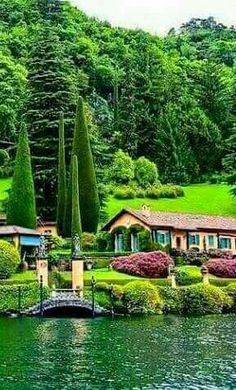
[
  {"left": 72, "top": 257, "right": 84, "bottom": 297},
  {"left": 201, "top": 265, "right": 209, "bottom": 285},
  {"left": 36, "top": 259, "right": 48, "bottom": 287}
]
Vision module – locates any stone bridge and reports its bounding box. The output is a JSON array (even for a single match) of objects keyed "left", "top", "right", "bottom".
[{"left": 26, "top": 291, "right": 108, "bottom": 317}]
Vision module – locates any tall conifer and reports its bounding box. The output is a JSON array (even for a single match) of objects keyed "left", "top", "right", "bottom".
[
  {"left": 56, "top": 113, "right": 66, "bottom": 235},
  {"left": 71, "top": 155, "right": 82, "bottom": 238},
  {"left": 7, "top": 125, "right": 37, "bottom": 229}
]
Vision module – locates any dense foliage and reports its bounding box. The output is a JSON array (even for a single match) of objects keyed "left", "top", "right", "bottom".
[
  {"left": 123, "top": 281, "right": 163, "bottom": 314},
  {"left": 112, "top": 251, "right": 173, "bottom": 278},
  {"left": 0, "top": 241, "right": 20, "bottom": 279},
  {"left": 71, "top": 155, "right": 82, "bottom": 238},
  {"left": 206, "top": 259, "right": 236, "bottom": 278},
  {"left": 0, "top": 1, "right": 235, "bottom": 218},
  {"left": 7, "top": 125, "right": 36, "bottom": 229},
  {"left": 0, "top": 282, "right": 49, "bottom": 311},
  {"left": 181, "top": 284, "right": 232, "bottom": 315}
]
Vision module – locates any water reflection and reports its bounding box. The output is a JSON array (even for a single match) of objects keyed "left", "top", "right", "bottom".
[{"left": 0, "top": 315, "right": 236, "bottom": 389}]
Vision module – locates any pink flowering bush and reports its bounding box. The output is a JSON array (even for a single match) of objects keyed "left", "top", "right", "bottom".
[
  {"left": 112, "top": 251, "right": 173, "bottom": 278},
  {"left": 206, "top": 259, "right": 236, "bottom": 278}
]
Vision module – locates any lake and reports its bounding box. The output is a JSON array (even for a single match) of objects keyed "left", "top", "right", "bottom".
[{"left": 0, "top": 315, "right": 236, "bottom": 389}]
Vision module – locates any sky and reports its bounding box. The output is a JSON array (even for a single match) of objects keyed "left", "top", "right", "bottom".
[{"left": 70, "top": 0, "right": 236, "bottom": 36}]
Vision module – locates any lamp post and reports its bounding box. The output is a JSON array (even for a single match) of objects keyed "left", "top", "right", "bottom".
[
  {"left": 91, "top": 276, "right": 96, "bottom": 318},
  {"left": 40, "top": 275, "right": 43, "bottom": 316}
]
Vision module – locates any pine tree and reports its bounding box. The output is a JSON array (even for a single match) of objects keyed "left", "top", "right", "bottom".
[
  {"left": 71, "top": 155, "right": 82, "bottom": 238},
  {"left": 7, "top": 124, "right": 37, "bottom": 229},
  {"left": 26, "top": 25, "right": 76, "bottom": 219},
  {"left": 65, "top": 98, "right": 100, "bottom": 235},
  {"left": 56, "top": 113, "right": 66, "bottom": 236}
]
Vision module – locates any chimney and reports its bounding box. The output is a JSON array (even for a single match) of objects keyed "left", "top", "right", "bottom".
[{"left": 142, "top": 204, "right": 151, "bottom": 218}]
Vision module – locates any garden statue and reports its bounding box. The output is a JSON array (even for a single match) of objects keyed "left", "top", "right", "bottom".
[
  {"left": 38, "top": 235, "right": 47, "bottom": 259},
  {"left": 72, "top": 233, "right": 81, "bottom": 259}
]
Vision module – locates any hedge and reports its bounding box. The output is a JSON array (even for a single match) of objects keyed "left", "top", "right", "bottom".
[{"left": 0, "top": 283, "right": 49, "bottom": 312}]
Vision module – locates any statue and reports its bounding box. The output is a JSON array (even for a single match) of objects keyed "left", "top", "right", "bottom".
[
  {"left": 72, "top": 233, "right": 81, "bottom": 259},
  {"left": 38, "top": 235, "right": 47, "bottom": 259}
]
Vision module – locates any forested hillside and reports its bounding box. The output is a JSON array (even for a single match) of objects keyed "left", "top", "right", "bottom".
[{"left": 0, "top": 0, "right": 235, "bottom": 218}]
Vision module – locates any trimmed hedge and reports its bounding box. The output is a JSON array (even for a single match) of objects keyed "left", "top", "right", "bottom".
[
  {"left": 0, "top": 283, "right": 49, "bottom": 312},
  {"left": 123, "top": 281, "right": 163, "bottom": 314},
  {"left": 181, "top": 284, "right": 232, "bottom": 315}
]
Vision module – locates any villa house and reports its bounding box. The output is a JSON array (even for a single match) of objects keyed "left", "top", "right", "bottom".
[{"left": 102, "top": 206, "right": 236, "bottom": 254}]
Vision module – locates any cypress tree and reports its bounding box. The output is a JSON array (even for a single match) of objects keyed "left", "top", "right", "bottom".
[
  {"left": 71, "top": 155, "right": 82, "bottom": 238},
  {"left": 7, "top": 124, "right": 37, "bottom": 229},
  {"left": 64, "top": 97, "right": 100, "bottom": 235},
  {"left": 75, "top": 97, "right": 100, "bottom": 233},
  {"left": 56, "top": 112, "right": 66, "bottom": 236}
]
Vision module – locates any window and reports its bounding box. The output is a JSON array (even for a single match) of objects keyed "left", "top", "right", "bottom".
[
  {"left": 219, "top": 238, "right": 231, "bottom": 249},
  {"left": 152, "top": 231, "right": 170, "bottom": 246},
  {"left": 189, "top": 234, "right": 200, "bottom": 246},
  {"left": 208, "top": 235, "right": 215, "bottom": 246}
]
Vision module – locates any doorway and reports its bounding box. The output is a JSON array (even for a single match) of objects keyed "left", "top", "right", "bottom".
[{"left": 176, "top": 237, "right": 181, "bottom": 250}]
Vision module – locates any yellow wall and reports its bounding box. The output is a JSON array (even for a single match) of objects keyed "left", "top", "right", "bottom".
[
  {"left": 109, "top": 213, "right": 149, "bottom": 233},
  {"left": 109, "top": 213, "right": 236, "bottom": 254},
  {"left": 37, "top": 224, "right": 58, "bottom": 236}
]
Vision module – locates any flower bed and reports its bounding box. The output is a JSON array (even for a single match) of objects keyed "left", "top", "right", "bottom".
[
  {"left": 206, "top": 259, "right": 236, "bottom": 278},
  {"left": 112, "top": 251, "right": 173, "bottom": 278}
]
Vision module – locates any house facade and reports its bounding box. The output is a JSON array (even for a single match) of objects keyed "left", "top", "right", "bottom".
[{"left": 102, "top": 206, "right": 236, "bottom": 254}]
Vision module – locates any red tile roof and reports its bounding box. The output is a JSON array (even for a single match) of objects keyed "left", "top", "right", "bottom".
[
  {"left": 0, "top": 226, "right": 40, "bottom": 236},
  {"left": 103, "top": 209, "right": 236, "bottom": 233}
]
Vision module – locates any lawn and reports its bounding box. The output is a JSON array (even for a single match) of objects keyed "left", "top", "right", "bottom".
[
  {"left": 0, "top": 178, "right": 11, "bottom": 211},
  {"left": 106, "top": 184, "right": 236, "bottom": 218}
]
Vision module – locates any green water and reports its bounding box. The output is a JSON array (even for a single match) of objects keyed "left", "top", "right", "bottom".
[{"left": 0, "top": 315, "right": 236, "bottom": 389}]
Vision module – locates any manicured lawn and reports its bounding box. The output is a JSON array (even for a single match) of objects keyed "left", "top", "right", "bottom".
[
  {"left": 106, "top": 184, "right": 236, "bottom": 218},
  {"left": 10, "top": 271, "right": 37, "bottom": 281},
  {"left": 0, "top": 177, "right": 11, "bottom": 211}
]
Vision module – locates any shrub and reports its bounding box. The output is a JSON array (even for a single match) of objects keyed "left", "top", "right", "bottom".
[
  {"left": 181, "top": 284, "right": 232, "bottom": 314},
  {"left": 49, "top": 235, "right": 67, "bottom": 249},
  {"left": 158, "top": 286, "right": 184, "bottom": 314},
  {"left": 93, "top": 258, "right": 112, "bottom": 269},
  {"left": 113, "top": 186, "right": 136, "bottom": 199},
  {"left": 207, "top": 249, "right": 233, "bottom": 259},
  {"left": 159, "top": 185, "right": 177, "bottom": 199},
  {"left": 206, "top": 259, "right": 236, "bottom": 278},
  {"left": 171, "top": 248, "right": 208, "bottom": 266},
  {"left": 123, "top": 281, "right": 163, "bottom": 314},
  {"left": 146, "top": 186, "right": 161, "bottom": 199},
  {"left": 81, "top": 232, "right": 96, "bottom": 251},
  {"left": 135, "top": 157, "right": 158, "bottom": 188},
  {"left": 95, "top": 232, "right": 113, "bottom": 252},
  {"left": 224, "top": 283, "right": 236, "bottom": 312},
  {"left": 176, "top": 266, "right": 202, "bottom": 286},
  {"left": 136, "top": 188, "right": 146, "bottom": 198},
  {"left": 0, "top": 241, "right": 21, "bottom": 279},
  {"left": 112, "top": 251, "right": 173, "bottom": 278}
]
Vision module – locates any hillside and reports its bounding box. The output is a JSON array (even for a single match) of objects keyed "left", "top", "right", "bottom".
[
  {"left": 107, "top": 184, "right": 236, "bottom": 218},
  {"left": 0, "top": 1, "right": 235, "bottom": 218}
]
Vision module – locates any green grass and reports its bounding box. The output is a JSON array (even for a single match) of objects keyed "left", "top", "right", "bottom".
[
  {"left": 10, "top": 271, "right": 37, "bottom": 281},
  {"left": 107, "top": 184, "right": 236, "bottom": 218},
  {"left": 0, "top": 178, "right": 11, "bottom": 211}
]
